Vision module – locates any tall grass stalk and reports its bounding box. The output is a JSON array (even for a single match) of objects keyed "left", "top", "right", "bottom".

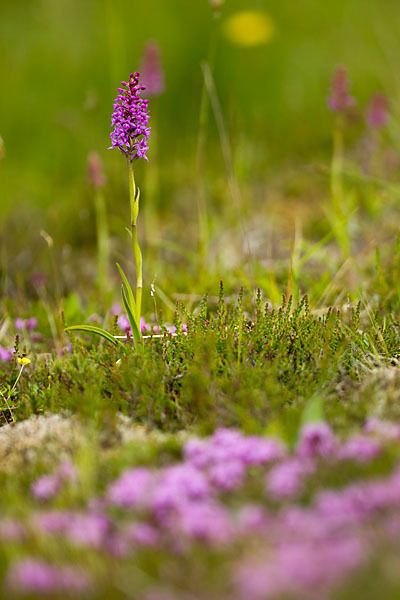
[{"left": 330, "top": 116, "right": 351, "bottom": 259}]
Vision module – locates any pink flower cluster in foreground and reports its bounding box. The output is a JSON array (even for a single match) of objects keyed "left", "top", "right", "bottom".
[
  {"left": 31, "top": 461, "right": 77, "bottom": 502},
  {"left": 4, "top": 420, "right": 400, "bottom": 598},
  {"left": 5, "top": 560, "right": 90, "bottom": 596}
]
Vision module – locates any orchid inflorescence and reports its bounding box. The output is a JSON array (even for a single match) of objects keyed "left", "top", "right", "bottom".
[
  {"left": 109, "top": 72, "right": 151, "bottom": 161},
  {"left": 66, "top": 72, "right": 150, "bottom": 351}
]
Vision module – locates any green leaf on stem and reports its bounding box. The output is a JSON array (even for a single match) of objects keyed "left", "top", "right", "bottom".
[
  {"left": 121, "top": 285, "right": 143, "bottom": 349},
  {"left": 116, "top": 263, "right": 136, "bottom": 314},
  {"left": 65, "top": 325, "right": 128, "bottom": 352}
]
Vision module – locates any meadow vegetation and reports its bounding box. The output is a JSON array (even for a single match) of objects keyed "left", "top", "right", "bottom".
[{"left": 2, "top": 0, "right": 400, "bottom": 597}]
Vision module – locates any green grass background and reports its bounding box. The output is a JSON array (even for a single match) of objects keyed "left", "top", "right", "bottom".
[{"left": 1, "top": 0, "right": 399, "bottom": 214}]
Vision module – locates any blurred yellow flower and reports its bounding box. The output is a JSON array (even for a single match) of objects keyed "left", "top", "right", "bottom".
[
  {"left": 223, "top": 11, "right": 275, "bottom": 47},
  {"left": 18, "top": 356, "right": 31, "bottom": 366}
]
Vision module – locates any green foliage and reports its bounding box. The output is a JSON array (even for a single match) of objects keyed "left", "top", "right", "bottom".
[{"left": 5, "top": 287, "right": 400, "bottom": 437}]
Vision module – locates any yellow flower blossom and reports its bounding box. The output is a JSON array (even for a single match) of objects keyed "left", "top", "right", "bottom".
[
  {"left": 17, "top": 356, "right": 31, "bottom": 366},
  {"left": 223, "top": 11, "right": 275, "bottom": 47}
]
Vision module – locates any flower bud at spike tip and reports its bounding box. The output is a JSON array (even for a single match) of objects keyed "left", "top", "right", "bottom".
[
  {"left": 87, "top": 152, "right": 106, "bottom": 188},
  {"left": 140, "top": 42, "right": 165, "bottom": 97},
  {"left": 109, "top": 72, "right": 151, "bottom": 161}
]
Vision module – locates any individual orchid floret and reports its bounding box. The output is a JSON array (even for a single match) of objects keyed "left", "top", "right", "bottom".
[{"left": 109, "top": 72, "right": 151, "bottom": 161}]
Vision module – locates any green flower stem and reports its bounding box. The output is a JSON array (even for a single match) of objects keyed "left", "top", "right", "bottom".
[
  {"left": 331, "top": 117, "right": 344, "bottom": 207},
  {"left": 330, "top": 116, "right": 350, "bottom": 258},
  {"left": 10, "top": 364, "right": 26, "bottom": 396},
  {"left": 132, "top": 224, "right": 142, "bottom": 324},
  {"left": 127, "top": 158, "right": 143, "bottom": 329}
]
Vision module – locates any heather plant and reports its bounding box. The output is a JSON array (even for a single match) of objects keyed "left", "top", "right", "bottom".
[
  {"left": 7, "top": 282, "right": 400, "bottom": 436},
  {"left": 66, "top": 72, "right": 151, "bottom": 350}
]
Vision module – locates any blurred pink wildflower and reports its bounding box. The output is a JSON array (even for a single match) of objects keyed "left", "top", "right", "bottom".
[
  {"left": 6, "top": 559, "right": 91, "bottom": 596},
  {"left": 15, "top": 317, "right": 37, "bottom": 332},
  {"left": 366, "top": 93, "right": 389, "bottom": 128},
  {"left": 140, "top": 42, "right": 165, "bottom": 97},
  {"left": 86, "top": 152, "right": 106, "bottom": 188},
  {"left": 327, "top": 66, "right": 356, "bottom": 113}
]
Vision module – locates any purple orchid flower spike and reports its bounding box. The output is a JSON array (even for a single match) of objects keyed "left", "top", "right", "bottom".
[{"left": 109, "top": 72, "right": 151, "bottom": 161}]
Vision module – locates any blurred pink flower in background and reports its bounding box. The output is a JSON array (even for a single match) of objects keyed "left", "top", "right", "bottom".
[
  {"left": 0, "top": 346, "right": 12, "bottom": 361},
  {"left": 140, "top": 42, "right": 165, "bottom": 97},
  {"left": 366, "top": 93, "right": 389, "bottom": 128},
  {"left": 327, "top": 66, "right": 356, "bottom": 113},
  {"left": 86, "top": 152, "right": 106, "bottom": 188},
  {"left": 15, "top": 317, "right": 37, "bottom": 333}
]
